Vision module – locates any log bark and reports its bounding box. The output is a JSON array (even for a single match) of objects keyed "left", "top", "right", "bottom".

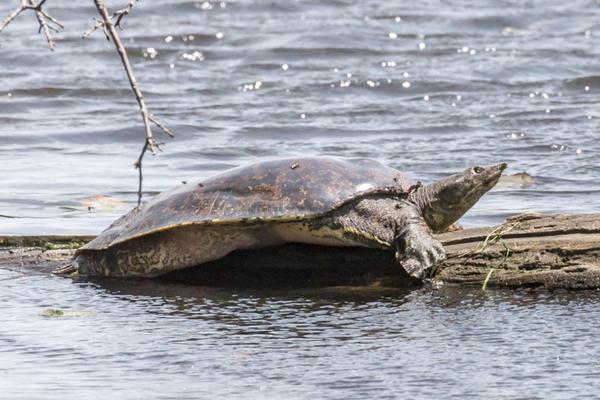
[
  {"left": 434, "top": 212, "right": 600, "bottom": 290},
  {"left": 2, "top": 213, "right": 600, "bottom": 289}
]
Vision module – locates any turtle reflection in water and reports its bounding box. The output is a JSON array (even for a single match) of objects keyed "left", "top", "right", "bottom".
[{"left": 56, "top": 158, "right": 507, "bottom": 280}]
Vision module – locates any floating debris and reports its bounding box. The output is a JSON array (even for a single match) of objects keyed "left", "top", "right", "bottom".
[
  {"left": 497, "top": 172, "right": 536, "bottom": 188},
  {"left": 79, "top": 195, "right": 127, "bottom": 213},
  {"left": 41, "top": 308, "right": 97, "bottom": 318},
  {"left": 60, "top": 195, "right": 127, "bottom": 214}
]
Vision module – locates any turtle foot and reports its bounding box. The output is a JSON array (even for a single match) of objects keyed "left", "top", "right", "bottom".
[{"left": 396, "top": 232, "right": 446, "bottom": 280}]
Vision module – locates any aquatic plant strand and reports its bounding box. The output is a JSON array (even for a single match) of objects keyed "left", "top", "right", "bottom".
[{"left": 481, "top": 268, "right": 495, "bottom": 291}]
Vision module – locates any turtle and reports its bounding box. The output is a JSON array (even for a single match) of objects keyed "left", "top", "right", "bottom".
[{"left": 57, "top": 157, "right": 507, "bottom": 280}]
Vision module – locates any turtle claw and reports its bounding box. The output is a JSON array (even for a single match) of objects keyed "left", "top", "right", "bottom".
[{"left": 396, "top": 232, "right": 446, "bottom": 280}]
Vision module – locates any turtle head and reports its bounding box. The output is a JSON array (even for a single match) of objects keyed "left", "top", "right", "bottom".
[{"left": 414, "top": 163, "right": 507, "bottom": 233}]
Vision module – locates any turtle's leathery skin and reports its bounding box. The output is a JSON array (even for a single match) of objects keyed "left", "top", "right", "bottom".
[
  {"left": 399, "top": 162, "right": 508, "bottom": 278},
  {"left": 74, "top": 224, "right": 279, "bottom": 277}
]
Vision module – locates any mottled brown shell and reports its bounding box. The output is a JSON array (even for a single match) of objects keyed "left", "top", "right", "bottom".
[{"left": 81, "top": 157, "right": 414, "bottom": 250}]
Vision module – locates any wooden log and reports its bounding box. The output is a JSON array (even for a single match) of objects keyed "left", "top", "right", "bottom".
[
  {"left": 2, "top": 213, "right": 600, "bottom": 289},
  {"left": 435, "top": 213, "right": 600, "bottom": 290}
]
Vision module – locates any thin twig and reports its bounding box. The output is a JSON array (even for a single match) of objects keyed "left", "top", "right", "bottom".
[
  {"left": 113, "top": 0, "right": 135, "bottom": 28},
  {"left": 148, "top": 114, "right": 175, "bottom": 138},
  {"left": 0, "top": 2, "right": 27, "bottom": 33},
  {"left": 37, "top": 9, "right": 63, "bottom": 29},
  {"left": 91, "top": 0, "right": 173, "bottom": 206},
  {"left": 31, "top": 0, "right": 55, "bottom": 50},
  {"left": 135, "top": 139, "right": 149, "bottom": 207},
  {"left": 0, "top": 0, "right": 63, "bottom": 50},
  {"left": 83, "top": 0, "right": 136, "bottom": 39},
  {"left": 33, "top": 0, "right": 63, "bottom": 29}
]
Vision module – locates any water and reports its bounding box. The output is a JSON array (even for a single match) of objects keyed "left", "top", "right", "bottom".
[
  {"left": 3, "top": 273, "right": 600, "bottom": 399},
  {"left": 1, "top": 0, "right": 600, "bottom": 398}
]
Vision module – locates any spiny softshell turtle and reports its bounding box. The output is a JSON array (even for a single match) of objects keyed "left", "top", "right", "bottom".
[{"left": 57, "top": 157, "right": 506, "bottom": 280}]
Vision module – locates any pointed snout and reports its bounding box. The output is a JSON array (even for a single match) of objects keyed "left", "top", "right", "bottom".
[
  {"left": 483, "top": 162, "right": 507, "bottom": 185},
  {"left": 484, "top": 162, "right": 507, "bottom": 175}
]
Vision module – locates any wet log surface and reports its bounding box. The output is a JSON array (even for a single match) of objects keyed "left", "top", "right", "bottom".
[{"left": 2, "top": 213, "right": 600, "bottom": 290}]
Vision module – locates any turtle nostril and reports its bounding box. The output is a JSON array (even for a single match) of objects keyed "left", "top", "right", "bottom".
[{"left": 498, "top": 163, "right": 508, "bottom": 171}]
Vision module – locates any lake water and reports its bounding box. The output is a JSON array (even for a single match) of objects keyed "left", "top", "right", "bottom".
[{"left": 1, "top": 0, "right": 600, "bottom": 398}]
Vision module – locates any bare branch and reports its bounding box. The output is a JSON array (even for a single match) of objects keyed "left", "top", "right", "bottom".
[
  {"left": 36, "top": 7, "right": 63, "bottom": 30},
  {"left": 134, "top": 138, "right": 149, "bottom": 207},
  {"left": 0, "top": 3, "right": 27, "bottom": 33},
  {"left": 149, "top": 114, "right": 175, "bottom": 138},
  {"left": 1, "top": 0, "right": 170, "bottom": 206},
  {"left": 113, "top": 0, "right": 136, "bottom": 28},
  {"left": 82, "top": 18, "right": 101, "bottom": 39},
  {"left": 83, "top": 0, "right": 136, "bottom": 39},
  {"left": 0, "top": 0, "right": 63, "bottom": 50},
  {"left": 92, "top": 0, "right": 173, "bottom": 206},
  {"left": 31, "top": 0, "right": 55, "bottom": 50}
]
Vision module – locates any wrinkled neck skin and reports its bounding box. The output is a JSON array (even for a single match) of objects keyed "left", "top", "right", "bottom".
[
  {"left": 405, "top": 163, "right": 506, "bottom": 234},
  {"left": 409, "top": 179, "right": 486, "bottom": 234},
  {"left": 409, "top": 182, "right": 451, "bottom": 233}
]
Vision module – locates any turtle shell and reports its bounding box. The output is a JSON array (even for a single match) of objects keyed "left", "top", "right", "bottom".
[{"left": 81, "top": 157, "right": 414, "bottom": 250}]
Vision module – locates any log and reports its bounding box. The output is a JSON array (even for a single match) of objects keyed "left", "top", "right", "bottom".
[
  {"left": 434, "top": 212, "right": 600, "bottom": 290},
  {"left": 2, "top": 213, "right": 600, "bottom": 290}
]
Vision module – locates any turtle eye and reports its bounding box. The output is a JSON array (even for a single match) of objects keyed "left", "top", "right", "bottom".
[{"left": 473, "top": 166, "right": 483, "bottom": 174}]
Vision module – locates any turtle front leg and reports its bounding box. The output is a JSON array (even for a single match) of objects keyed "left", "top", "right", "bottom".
[{"left": 394, "top": 202, "right": 446, "bottom": 280}]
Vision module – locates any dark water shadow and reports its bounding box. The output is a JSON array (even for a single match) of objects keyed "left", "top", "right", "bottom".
[{"left": 75, "top": 244, "right": 420, "bottom": 304}]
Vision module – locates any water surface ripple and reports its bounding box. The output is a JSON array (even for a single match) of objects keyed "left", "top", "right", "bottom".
[{"left": 2, "top": 274, "right": 600, "bottom": 399}]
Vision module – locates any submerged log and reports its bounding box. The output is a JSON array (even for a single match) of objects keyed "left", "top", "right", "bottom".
[{"left": 2, "top": 213, "right": 600, "bottom": 289}]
